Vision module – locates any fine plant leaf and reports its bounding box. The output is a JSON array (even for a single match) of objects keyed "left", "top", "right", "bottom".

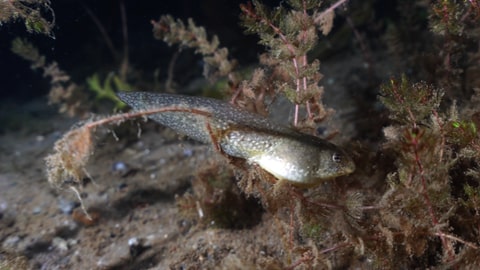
[{"left": 379, "top": 75, "right": 444, "bottom": 125}]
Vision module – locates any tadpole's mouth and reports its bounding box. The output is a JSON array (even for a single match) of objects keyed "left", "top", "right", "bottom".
[{"left": 346, "top": 160, "right": 356, "bottom": 174}]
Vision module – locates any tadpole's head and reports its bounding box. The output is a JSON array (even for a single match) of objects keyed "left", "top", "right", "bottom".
[
  {"left": 315, "top": 147, "right": 356, "bottom": 180},
  {"left": 268, "top": 136, "right": 356, "bottom": 186}
]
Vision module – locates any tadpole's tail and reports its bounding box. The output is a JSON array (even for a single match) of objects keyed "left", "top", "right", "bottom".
[
  {"left": 117, "top": 91, "right": 168, "bottom": 111},
  {"left": 117, "top": 91, "right": 308, "bottom": 142},
  {"left": 117, "top": 91, "right": 221, "bottom": 143}
]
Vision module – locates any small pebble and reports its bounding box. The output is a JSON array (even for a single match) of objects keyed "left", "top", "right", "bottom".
[
  {"left": 128, "top": 237, "right": 139, "bottom": 247},
  {"left": 32, "top": 206, "right": 42, "bottom": 215},
  {"left": 183, "top": 148, "right": 194, "bottom": 157},
  {"left": 52, "top": 237, "right": 68, "bottom": 252},
  {"left": 58, "top": 198, "right": 77, "bottom": 215},
  {"left": 0, "top": 201, "right": 8, "bottom": 211},
  {"left": 112, "top": 161, "right": 129, "bottom": 175},
  {"left": 128, "top": 237, "right": 145, "bottom": 257}
]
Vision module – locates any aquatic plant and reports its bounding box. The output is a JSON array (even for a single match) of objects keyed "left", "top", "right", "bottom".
[
  {"left": 152, "top": 15, "right": 237, "bottom": 83},
  {"left": 11, "top": 38, "right": 88, "bottom": 117},
  {"left": 0, "top": 0, "right": 55, "bottom": 36},
  {"left": 378, "top": 76, "right": 461, "bottom": 264},
  {"left": 238, "top": 0, "right": 339, "bottom": 128},
  {"left": 86, "top": 73, "right": 131, "bottom": 110},
  {"left": 9, "top": 1, "right": 133, "bottom": 117}
]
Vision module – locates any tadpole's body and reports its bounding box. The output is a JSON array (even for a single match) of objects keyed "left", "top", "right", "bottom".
[{"left": 118, "top": 92, "right": 355, "bottom": 185}]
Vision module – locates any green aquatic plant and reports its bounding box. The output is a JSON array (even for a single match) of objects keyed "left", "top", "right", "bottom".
[
  {"left": 0, "top": 0, "right": 55, "bottom": 36},
  {"left": 377, "top": 75, "right": 480, "bottom": 267},
  {"left": 237, "top": 0, "right": 339, "bottom": 128},
  {"left": 86, "top": 73, "right": 131, "bottom": 110},
  {"left": 379, "top": 75, "right": 443, "bottom": 125},
  {"left": 428, "top": 0, "right": 480, "bottom": 98},
  {"left": 379, "top": 76, "right": 455, "bottom": 261}
]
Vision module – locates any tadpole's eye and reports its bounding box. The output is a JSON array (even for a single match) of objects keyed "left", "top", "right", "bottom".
[{"left": 332, "top": 152, "right": 342, "bottom": 163}]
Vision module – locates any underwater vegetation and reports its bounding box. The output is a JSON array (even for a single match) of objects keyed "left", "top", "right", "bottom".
[
  {"left": 5, "top": 0, "right": 480, "bottom": 268},
  {"left": 0, "top": 0, "right": 54, "bottom": 36}
]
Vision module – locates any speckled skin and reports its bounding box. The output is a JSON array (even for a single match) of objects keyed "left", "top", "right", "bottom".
[{"left": 118, "top": 92, "right": 355, "bottom": 185}]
